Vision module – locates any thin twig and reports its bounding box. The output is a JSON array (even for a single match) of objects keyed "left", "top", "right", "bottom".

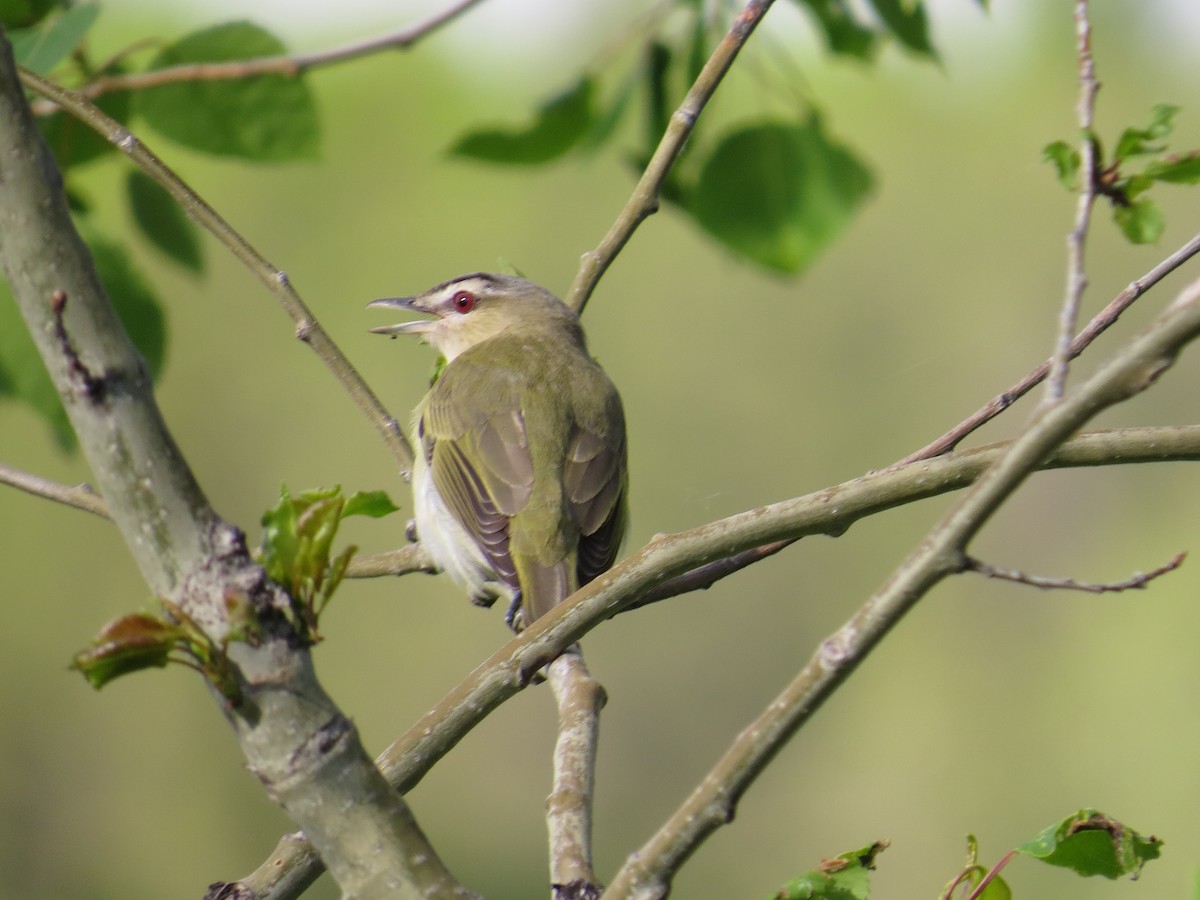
[
  {"left": 18, "top": 66, "right": 415, "bottom": 477},
  {"left": 29, "top": 0, "right": 486, "bottom": 115},
  {"left": 566, "top": 0, "right": 779, "bottom": 314},
  {"left": 546, "top": 648, "right": 605, "bottom": 900},
  {"left": 1047, "top": 0, "right": 1100, "bottom": 402},
  {"left": 965, "top": 850, "right": 1019, "bottom": 900},
  {"left": 0, "top": 461, "right": 109, "bottom": 518},
  {"left": 345, "top": 544, "right": 434, "bottom": 578},
  {"left": 965, "top": 552, "right": 1185, "bottom": 594},
  {"left": 891, "top": 230, "right": 1200, "bottom": 467}
]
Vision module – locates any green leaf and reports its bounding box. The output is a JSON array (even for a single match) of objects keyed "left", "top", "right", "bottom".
[
  {"left": 71, "top": 612, "right": 181, "bottom": 689},
  {"left": 0, "top": 275, "right": 74, "bottom": 447},
  {"left": 581, "top": 68, "right": 638, "bottom": 151},
  {"left": 0, "top": 0, "right": 55, "bottom": 29},
  {"left": 87, "top": 233, "right": 168, "bottom": 380},
  {"left": 450, "top": 77, "right": 594, "bottom": 165},
  {"left": 126, "top": 170, "right": 205, "bottom": 273},
  {"left": 342, "top": 490, "right": 399, "bottom": 519},
  {"left": 136, "top": 21, "right": 319, "bottom": 161},
  {"left": 1114, "top": 104, "right": 1178, "bottom": 162},
  {"left": 0, "top": 230, "right": 167, "bottom": 450},
  {"left": 1113, "top": 197, "right": 1164, "bottom": 244},
  {"left": 867, "top": 0, "right": 937, "bottom": 58},
  {"left": 688, "top": 117, "right": 873, "bottom": 275},
  {"left": 768, "top": 841, "right": 886, "bottom": 900},
  {"left": 8, "top": 3, "right": 99, "bottom": 75},
  {"left": 37, "top": 83, "right": 132, "bottom": 168},
  {"left": 646, "top": 42, "right": 672, "bottom": 152},
  {"left": 793, "top": 0, "right": 878, "bottom": 59},
  {"left": 258, "top": 484, "right": 372, "bottom": 641},
  {"left": 1042, "top": 139, "right": 1080, "bottom": 191},
  {"left": 1017, "top": 809, "right": 1163, "bottom": 880},
  {"left": 1144, "top": 152, "right": 1200, "bottom": 185}
]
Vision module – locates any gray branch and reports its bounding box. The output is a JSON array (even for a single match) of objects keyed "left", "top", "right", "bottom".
[{"left": 0, "top": 26, "right": 470, "bottom": 900}]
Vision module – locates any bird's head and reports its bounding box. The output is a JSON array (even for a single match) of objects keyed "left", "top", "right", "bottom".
[{"left": 368, "top": 273, "right": 581, "bottom": 362}]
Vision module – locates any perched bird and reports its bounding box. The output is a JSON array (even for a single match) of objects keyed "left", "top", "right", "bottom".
[{"left": 369, "top": 273, "right": 628, "bottom": 629}]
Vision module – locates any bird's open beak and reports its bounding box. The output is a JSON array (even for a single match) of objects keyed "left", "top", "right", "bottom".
[{"left": 367, "top": 296, "right": 435, "bottom": 336}]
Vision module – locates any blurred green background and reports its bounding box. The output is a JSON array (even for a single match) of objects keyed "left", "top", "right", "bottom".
[{"left": 3, "top": 1, "right": 1200, "bottom": 897}]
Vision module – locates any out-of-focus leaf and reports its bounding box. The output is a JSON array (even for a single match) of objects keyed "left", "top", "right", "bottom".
[
  {"left": 646, "top": 41, "right": 672, "bottom": 150},
  {"left": 38, "top": 84, "right": 132, "bottom": 168},
  {"left": 581, "top": 69, "right": 638, "bottom": 151},
  {"left": 1042, "top": 139, "right": 1080, "bottom": 191},
  {"left": 87, "top": 234, "right": 168, "bottom": 380},
  {"left": 126, "top": 170, "right": 204, "bottom": 273},
  {"left": 0, "top": 230, "right": 168, "bottom": 450},
  {"left": 136, "top": 21, "right": 319, "bottom": 161},
  {"left": 450, "top": 77, "right": 594, "bottom": 165},
  {"left": 1144, "top": 152, "right": 1200, "bottom": 184},
  {"left": 688, "top": 117, "right": 873, "bottom": 275},
  {"left": 1017, "top": 809, "right": 1163, "bottom": 880},
  {"left": 0, "top": 230, "right": 166, "bottom": 449},
  {"left": 1113, "top": 197, "right": 1164, "bottom": 244},
  {"left": 686, "top": 10, "right": 710, "bottom": 82},
  {"left": 0, "top": 0, "right": 55, "bottom": 29},
  {"left": 7, "top": 3, "right": 98, "bottom": 74},
  {"left": 867, "top": 0, "right": 937, "bottom": 58},
  {"left": 1114, "top": 103, "right": 1178, "bottom": 162},
  {"left": 792, "top": 0, "right": 877, "bottom": 59},
  {"left": 0, "top": 275, "right": 74, "bottom": 447}
]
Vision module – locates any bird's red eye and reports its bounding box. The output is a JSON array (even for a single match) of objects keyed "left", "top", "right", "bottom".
[{"left": 451, "top": 290, "right": 475, "bottom": 313}]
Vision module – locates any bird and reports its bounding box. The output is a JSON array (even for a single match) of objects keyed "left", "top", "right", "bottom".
[{"left": 369, "top": 272, "right": 628, "bottom": 630}]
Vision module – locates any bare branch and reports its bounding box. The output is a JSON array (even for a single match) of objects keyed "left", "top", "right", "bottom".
[
  {"left": 965, "top": 552, "right": 1185, "bottom": 593},
  {"left": 29, "top": 0, "right": 486, "bottom": 114},
  {"left": 566, "top": 0, "right": 779, "bottom": 314},
  {"left": 346, "top": 544, "right": 435, "bottom": 578},
  {"left": 892, "top": 229, "right": 1200, "bottom": 467},
  {"left": 546, "top": 648, "right": 605, "bottom": 900},
  {"left": 0, "top": 28, "right": 465, "bottom": 897},
  {"left": 17, "top": 66, "right": 415, "bottom": 477},
  {"left": 1047, "top": 0, "right": 1100, "bottom": 402},
  {"left": 0, "top": 460, "right": 108, "bottom": 518}
]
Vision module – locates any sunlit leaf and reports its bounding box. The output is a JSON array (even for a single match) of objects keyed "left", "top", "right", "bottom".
[
  {"left": 688, "top": 117, "right": 873, "bottom": 275},
  {"left": 450, "top": 77, "right": 594, "bottom": 165},
  {"left": 769, "top": 841, "right": 887, "bottom": 899},
  {"left": 126, "top": 170, "right": 205, "bottom": 273},
  {"left": 342, "top": 490, "right": 399, "bottom": 519},
  {"left": 137, "top": 21, "right": 319, "bottom": 161},
  {"left": 1017, "top": 809, "right": 1163, "bottom": 880}
]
